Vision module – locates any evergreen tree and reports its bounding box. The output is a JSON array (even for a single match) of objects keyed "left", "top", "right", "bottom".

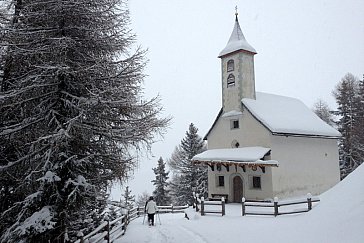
[
  {"left": 168, "top": 123, "right": 207, "bottom": 205},
  {"left": 169, "top": 174, "right": 188, "bottom": 205},
  {"left": 333, "top": 73, "right": 363, "bottom": 178},
  {"left": 151, "top": 157, "right": 170, "bottom": 205},
  {"left": 354, "top": 75, "right": 364, "bottom": 166},
  {"left": 121, "top": 186, "right": 135, "bottom": 210},
  {"left": 0, "top": 0, "right": 168, "bottom": 242}
]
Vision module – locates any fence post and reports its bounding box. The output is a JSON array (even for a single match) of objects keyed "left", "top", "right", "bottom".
[
  {"left": 201, "top": 197, "right": 205, "bottom": 216},
  {"left": 221, "top": 197, "right": 225, "bottom": 216},
  {"left": 195, "top": 194, "right": 199, "bottom": 212},
  {"left": 307, "top": 193, "right": 312, "bottom": 211},
  {"left": 192, "top": 192, "right": 196, "bottom": 208},
  {"left": 171, "top": 204, "right": 174, "bottom": 213},
  {"left": 77, "top": 232, "right": 84, "bottom": 243},
  {"left": 195, "top": 197, "right": 199, "bottom": 212},
  {"left": 122, "top": 213, "right": 126, "bottom": 234},
  {"left": 106, "top": 220, "right": 110, "bottom": 243},
  {"left": 242, "top": 197, "right": 245, "bottom": 216},
  {"left": 274, "top": 197, "right": 279, "bottom": 217}
]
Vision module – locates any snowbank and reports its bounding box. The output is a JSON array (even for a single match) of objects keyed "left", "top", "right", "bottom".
[{"left": 117, "top": 164, "right": 364, "bottom": 243}]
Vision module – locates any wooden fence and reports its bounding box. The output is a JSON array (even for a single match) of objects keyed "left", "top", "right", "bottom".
[
  {"left": 200, "top": 197, "right": 225, "bottom": 216},
  {"left": 242, "top": 193, "right": 320, "bottom": 217},
  {"left": 74, "top": 204, "right": 188, "bottom": 243},
  {"left": 158, "top": 205, "right": 189, "bottom": 214}
]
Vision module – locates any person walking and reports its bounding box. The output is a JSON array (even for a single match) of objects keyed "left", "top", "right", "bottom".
[{"left": 145, "top": 196, "right": 158, "bottom": 226}]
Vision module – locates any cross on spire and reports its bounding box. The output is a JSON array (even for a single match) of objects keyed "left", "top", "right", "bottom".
[{"left": 235, "top": 6, "right": 238, "bottom": 21}]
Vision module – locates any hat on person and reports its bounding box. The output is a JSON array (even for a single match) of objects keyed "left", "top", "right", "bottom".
[{"left": 149, "top": 196, "right": 154, "bottom": 200}]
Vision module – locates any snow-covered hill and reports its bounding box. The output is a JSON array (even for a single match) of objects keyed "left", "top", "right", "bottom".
[{"left": 116, "top": 164, "right": 364, "bottom": 243}]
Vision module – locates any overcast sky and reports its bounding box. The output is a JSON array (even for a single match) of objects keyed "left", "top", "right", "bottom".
[{"left": 110, "top": 0, "right": 364, "bottom": 200}]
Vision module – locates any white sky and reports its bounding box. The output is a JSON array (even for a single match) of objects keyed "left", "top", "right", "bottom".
[{"left": 110, "top": 0, "right": 364, "bottom": 200}]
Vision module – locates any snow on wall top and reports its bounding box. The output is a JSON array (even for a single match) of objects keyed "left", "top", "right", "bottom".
[
  {"left": 192, "top": 146, "right": 273, "bottom": 163},
  {"left": 242, "top": 92, "right": 341, "bottom": 138},
  {"left": 218, "top": 16, "right": 257, "bottom": 58}
]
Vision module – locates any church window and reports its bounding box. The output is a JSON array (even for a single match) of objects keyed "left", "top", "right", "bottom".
[
  {"left": 230, "top": 119, "right": 239, "bottom": 129},
  {"left": 252, "top": 176, "right": 261, "bottom": 189},
  {"left": 227, "top": 59, "right": 234, "bottom": 72},
  {"left": 218, "top": 176, "right": 225, "bottom": 187},
  {"left": 227, "top": 74, "right": 235, "bottom": 87}
]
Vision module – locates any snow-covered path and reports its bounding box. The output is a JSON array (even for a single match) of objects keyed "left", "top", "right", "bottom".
[
  {"left": 114, "top": 164, "right": 364, "bottom": 243},
  {"left": 114, "top": 213, "right": 209, "bottom": 243}
]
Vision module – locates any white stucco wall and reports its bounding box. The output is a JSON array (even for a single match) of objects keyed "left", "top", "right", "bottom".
[
  {"left": 207, "top": 109, "right": 271, "bottom": 149},
  {"left": 270, "top": 135, "right": 340, "bottom": 198},
  {"left": 208, "top": 165, "right": 274, "bottom": 201}
]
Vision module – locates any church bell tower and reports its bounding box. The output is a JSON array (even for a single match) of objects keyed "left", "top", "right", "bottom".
[{"left": 219, "top": 11, "right": 257, "bottom": 113}]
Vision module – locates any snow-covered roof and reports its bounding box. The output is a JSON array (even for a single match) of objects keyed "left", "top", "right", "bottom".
[
  {"left": 192, "top": 147, "right": 278, "bottom": 166},
  {"left": 218, "top": 16, "right": 257, "bottom": 58},
  {"left": 242, "top": 92, "right": 341, "bottom": 138},
  {"left": 221, "top": 110, "right": 243, "bottom": 118}
]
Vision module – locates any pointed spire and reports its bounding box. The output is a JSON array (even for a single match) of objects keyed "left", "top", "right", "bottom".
[
  {"left": 218, "top": 10, "right": 257, "bottom": 58},
  {"left": 235, "top": 6, "right": 238, "bottom": 21}
]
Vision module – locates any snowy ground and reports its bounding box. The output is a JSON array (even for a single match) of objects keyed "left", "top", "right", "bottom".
[{"left": 115, "top": 164, "right": 364, "bottom": 243}]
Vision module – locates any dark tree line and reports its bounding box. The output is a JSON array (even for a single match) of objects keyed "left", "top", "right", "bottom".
[
  {"left": 314, "top": 73, "right": 364, "bottom": 179},
  {"left": 0, "top": 0, "right": 168, "bottom": 242},
  {"left": 151, "top": 157, "right": 170, "bottom": 205},
  {"left": 149, "top": 123, "right": 207, "bottom": 206},
  {"left": 167, "top": 123, "right": 207, "bottom": 205},
  {"left": 332, "top": 73, "right": 364, "bottom": 179}
]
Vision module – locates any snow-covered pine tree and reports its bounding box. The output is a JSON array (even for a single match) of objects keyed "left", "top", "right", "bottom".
[
  {"left": 354, "top": 75, "right": 364, "bottom": 166},
  {"left": 333, "top": 73, "right": 362, "bottom": 179},
  {"left": 0, "top": 0, "right": 169, "bottom": 242},
  {"left": 121, "top": 186, "right": 135, "bottom": 210},
  {"left": 168, "top": 123, "right": 207, "bottom": 205},
  {"left": 169, "top": 173, "right": 189, "bottom": 205},
  {"left": 151, "top": 157, "right": 170, "bottom": 205}
]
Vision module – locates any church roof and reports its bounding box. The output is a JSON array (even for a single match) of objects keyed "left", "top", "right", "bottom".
[
  {"left": 218, "top": 15, "right": 257, "bottom": 58},
  {"left": 204, "top": 92, "right": 341, "bottom": 139},
  {"left": 242, "top": 92, "right": 341, "bottom": 138}
]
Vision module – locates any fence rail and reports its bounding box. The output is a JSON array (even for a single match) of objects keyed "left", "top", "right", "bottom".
[
  {"left": 242, "top": 193, "right": 320, "bottom": 217},
  {"left": 157, "top": 205, "right": 188, "bottom": 214},
  {"left": 200, "top": 197, "right": 225, "bottom": 216}
]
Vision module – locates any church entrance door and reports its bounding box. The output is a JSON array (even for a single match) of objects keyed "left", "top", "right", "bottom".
[{"left": 233, "top": 176, "right": 243, "bottom": 203}]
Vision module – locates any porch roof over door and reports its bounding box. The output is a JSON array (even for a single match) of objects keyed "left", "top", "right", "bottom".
[{"left": 192, "top": 147, "right": 279, "bottom": 167}]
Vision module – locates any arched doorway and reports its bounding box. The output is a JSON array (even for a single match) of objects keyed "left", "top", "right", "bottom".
[{"left": 233, "top": 176, "right": 243, "bottom": 203}]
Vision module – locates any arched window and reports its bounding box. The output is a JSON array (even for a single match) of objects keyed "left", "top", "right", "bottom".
[
  {"left": 227, "top": 74, "right": 235, "bottom": 87},
  {"left": 227, "top": 59, "right": 234, "bottom": 72}
]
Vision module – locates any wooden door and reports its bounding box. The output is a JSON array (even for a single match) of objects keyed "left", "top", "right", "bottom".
[{"left": 233, "top": 176, "right": 243, "bottom": 203}]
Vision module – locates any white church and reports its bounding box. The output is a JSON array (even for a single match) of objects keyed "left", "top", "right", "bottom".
[{"left": 192, "top": 13, "right": 341, "bottom": 202}]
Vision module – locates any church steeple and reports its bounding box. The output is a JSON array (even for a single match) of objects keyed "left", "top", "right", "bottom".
[
  {"left": 218, "top": 11, "right": 257, "bottom": 58},
  {"left": 220, "top": 11, "right": 257, "bottom": 112}
]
